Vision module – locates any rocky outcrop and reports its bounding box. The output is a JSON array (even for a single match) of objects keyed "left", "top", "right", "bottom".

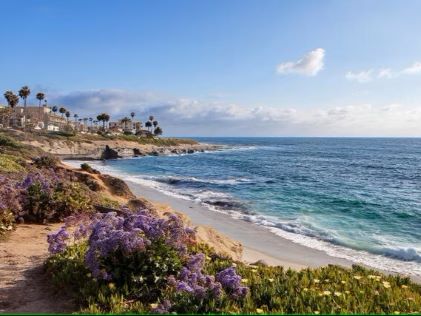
[
  {"left": 22, "top": 138, "right": 220, "bottom": 160},
  {"left": 101, "top": 145, "right": 120, "bottom": 159}
]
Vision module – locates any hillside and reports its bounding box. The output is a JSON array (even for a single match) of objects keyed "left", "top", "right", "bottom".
[{"left": 1, "top": 129, "right": 219, "bottom": 159}]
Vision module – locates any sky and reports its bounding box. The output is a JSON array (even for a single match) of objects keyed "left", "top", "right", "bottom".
[{"left": 1, "top": 0, "right": 421, "bottom": 136}]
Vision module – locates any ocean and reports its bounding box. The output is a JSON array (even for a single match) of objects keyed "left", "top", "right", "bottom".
[{"left": 69, "top": 137, "right": 421, "bottom": 277}]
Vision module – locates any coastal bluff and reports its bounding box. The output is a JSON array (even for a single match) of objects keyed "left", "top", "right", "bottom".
[{"left": 15, "top": 133, "right": 220, "bottom": 160}]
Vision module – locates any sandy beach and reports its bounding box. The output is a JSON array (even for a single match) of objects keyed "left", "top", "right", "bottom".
[{"left": 126, "top": 180, "right": 354, "bottom": 270}]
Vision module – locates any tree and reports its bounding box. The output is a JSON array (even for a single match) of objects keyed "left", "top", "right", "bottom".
[
  {"left": 153, "top": 120, "right": 158, "bottom": 128},
  {"left": 59, "top": 107, "right": 66, "bottom": 118},
  {"left": 74, "top": 114, "right": 78, "bottom": 122},
  {"left": 145, "top": 120, "right": 152, "bottom": 131},
  {"left": 36, "top": 92, "right": 45, "bottom": 108},
  {"left": 154, "top": 126, "right": 163, "bottom": 136},
  {"left": 89, "top": 117, "right": 93, "bottom": 127},
  {"left": 97, "top": 113, "right": 110, "bottom": 130},
  {"left": 18, "top": 86, "right": 30, "bottom": 128},
  {"left": 149, "top": 115, "right": 154, "bottom": 122},
  {"left": 52, "top": 106, "right": 58, "bottom": 114},
  {"left": 121, "top": 117, "right": 130, "bottom": 130},
  {"left": 130, "top": 112, "right": 135, "bottom": 119},
  {"left": 65, "top": 111, "right": 71, "bottom": 122},
  {"left": 4, "top": 91, "right": 19, "bottom": 127}
]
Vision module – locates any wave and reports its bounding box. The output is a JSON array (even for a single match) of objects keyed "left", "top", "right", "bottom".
[
  {"left": 62, "top": 159, "right": 421, "bottom": 278},
  {"left": 147, "top": 175, "right": 255, "bottom": 186}
]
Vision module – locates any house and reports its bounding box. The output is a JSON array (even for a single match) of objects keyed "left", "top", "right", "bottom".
[{"left": 109, "top": 119, "right": 143, "bottom": 134}]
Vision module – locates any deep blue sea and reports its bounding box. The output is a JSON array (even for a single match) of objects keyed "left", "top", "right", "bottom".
[{"left": 73, "top": 138, "right": 421, "bottom": 276}]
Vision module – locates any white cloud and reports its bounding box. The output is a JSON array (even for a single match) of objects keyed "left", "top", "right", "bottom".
[
  {"left": 347, "top": 61, "right": 421, "bottom": 83},
  {"left": 402, "top": 62, "right": 421, "bottom": 75},
  {"left": 49, "top": 89, "right": 421, "bottom": 136},
  {"left": 345, "top": 70, "right": 373, "bottom": 83},
  {"left": 276, "top": 48, "right": 325, "bottom": 76},
  {"left": 377, "top": 68, "right": 393, "bottom": 79}
]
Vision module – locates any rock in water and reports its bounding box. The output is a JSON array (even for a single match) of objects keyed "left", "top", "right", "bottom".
[{"left": 101, "top": 145, "right": 120, "bottom": 159}]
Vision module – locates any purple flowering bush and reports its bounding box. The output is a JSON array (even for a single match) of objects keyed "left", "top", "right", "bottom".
[
  {"left": 18, "top": 171, "right": 92, "bottom": 223},
  {"left": 0, "top": 176, "right": 22, "bottom": 235},
  {"left": 46, "top": 208, "right": 249, "bottom": 313}
]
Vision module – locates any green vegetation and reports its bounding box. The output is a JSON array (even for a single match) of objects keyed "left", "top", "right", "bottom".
[
  {"left": 0, "top": 154, "right": 25, "bottom": 173},
  {"left": 47, "top": 236, "right": 421, "bottom": 314},
  {"left": 0, "top": 133, "right": 21, "bottom": 148}
]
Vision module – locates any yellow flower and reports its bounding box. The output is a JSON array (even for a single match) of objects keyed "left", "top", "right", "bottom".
[
  {"left": 268, "top": 278, "right": 275, "bottom": 282},
  {"left": 206, "top": 255, "right": 211, "bottom": 261},
  {"left": 401, "top": 285, "right": 408, "bottom": 289},
  {"left": 314, "top": 279, "right": 320, "bottom": 283},
  {"left": 323, "top": 290, "right": 332, "bottom": 296},
  {"left": 394, "top": 312, "right": 400, "bottom": 315},
  {"left": 334, "top": 291, "right": 342, "bottom": 297},
  {"left": 232, "top": 262, "right": 237, "bottom": 267},
  {"left": 150, "top": 303, "right": 158, "bottom": 309},
  {"left": 374, "top": 290, "right": 379, "bottom": 296},
  {"left": 353, "top": 275, "right": 362, "bottom": 280},
  {"left": 324, "top": 279, "right": 330, "bottom": 283},
  {"left": 242, "top": 278, "right": 249, "bottom": 283},
  {"left": 303, "top": 288, "right": 308, "bottom": 292},
  {"left": 345, "top": 290, "right": 350, "bottom": 294},
  {"left": 252, "top": 269, "right": 258, "bottom": 273},
  {"left": 108, "top": 283, "right": 116, "bottom": 290},
  {"left": 341, "top": 280, "right": 346, "bottom": 284},
  {"left": 314, "top": 311, "right": 320, "bottom": 315},
  {"left": 249, "top": 265, "right": 258, "bottom": 269},
  {"left": 383, "top": 281, "right": 391, "bottom": 288},
  {"left": 368, "top": 275, "right": 376, "bottom": 279},
  {"left": 256, "top": 308, "right": 264, "bottom": 314}
]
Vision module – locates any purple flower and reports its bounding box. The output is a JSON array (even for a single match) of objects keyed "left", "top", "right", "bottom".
[
  {"left": 151, "top": 300, "right": 172, "bottom": 314},
  {"left": 47, "top": 226, "right": 70, "bottom": 254},
  {"left": 216, "top": 267, "right": 248, "bottom": 299}
]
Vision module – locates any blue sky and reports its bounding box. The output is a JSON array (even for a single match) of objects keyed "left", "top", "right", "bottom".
[{"left": 1, "top": 0, "right": 421, "bottom": 136}]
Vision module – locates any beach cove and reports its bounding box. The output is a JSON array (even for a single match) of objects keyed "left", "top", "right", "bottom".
[{"left": 63, "top": 136, "right": 421, "bottom": 283}]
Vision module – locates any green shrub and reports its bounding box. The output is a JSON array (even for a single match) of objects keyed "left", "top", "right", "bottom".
[
  {"left": 80, "top": 163, "right": 94, "bottom": 173},
  {"left": 0, "top": 133, "right": 20, "bottom": 148},
  {"left": 33, "top": 155, "right": 58, "bottom": 168},
  {"left": 0, "top": 211, "right": 15, "bottom": 237},
  {"left": 0, "top": 154, "right": 25, "bottom": 173},
  {"left": 52, "top": 183, "right": 93, "bottom": 219}
]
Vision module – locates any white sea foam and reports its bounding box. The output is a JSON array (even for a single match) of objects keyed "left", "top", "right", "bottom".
[{"left": 63, "top": 159, "right": 421, "bottom": 278}]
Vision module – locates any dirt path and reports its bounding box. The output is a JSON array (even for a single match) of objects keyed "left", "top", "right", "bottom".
[{"left": 0, "top": 224, "right": 76, "bottom": 313}]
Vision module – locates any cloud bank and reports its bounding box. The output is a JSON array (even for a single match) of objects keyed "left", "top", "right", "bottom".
[
  {"left": 276, "top": 48, "right": 325, "bottom": 76},
  {"left": 50, "top": 89, "right": 421, "bottom": 137},
  {"left": 346, "top": 61, "right": 421, "bottom": 83}
]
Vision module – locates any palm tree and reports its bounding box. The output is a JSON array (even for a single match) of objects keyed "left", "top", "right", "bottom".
[
  {"left": 121, "top": 117, "right": 130, "bottom": 130},
  {"left": 74, "top": 114, "right": 78, "bottom": 122},
  {"left": 18, "top": 86, "right": 30, "bottom": 128},
  {"left": 97, "top": 113, "right": 110, "bottom": 130},
  {"left": 65, "top": 111, "right": 71, "bottom": 122},
  {"left": 145, "top": 120, "right": 152, "bottom": 132},
  {"left": 52, "top": 106, "right": 58, "bottom": 115},
  {"left": 36, "top": 92, "right": 45, "bottom": 108},
  {"left": 4, "top": 91, "right": 19, "bottom": 127},
  {"left": 149, "top": 115, "right": 154, "bottom": 122},
  {"left": 153, "top": 120, "right": 158, "bottom": 128},
  {"left": 89, "top": 117, "right": 93, "bottom": 127},
  {"left": 154, "top": 126, "right": 163, "bottom": 136},
  {"left": 130, "top": 112, "right": 135, "bottom": 119},
  {"left": 59, "top": 107, "right": 66, "bottom": 118}
]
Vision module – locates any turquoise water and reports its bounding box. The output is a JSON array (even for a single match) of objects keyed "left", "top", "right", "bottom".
[{"left": 74, "top": 138, "right": 421, "bottom": 276}]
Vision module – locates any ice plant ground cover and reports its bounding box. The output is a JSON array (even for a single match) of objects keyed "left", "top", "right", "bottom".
[{"left": 46, "top": 208, "right": 421, "bottom": 314}]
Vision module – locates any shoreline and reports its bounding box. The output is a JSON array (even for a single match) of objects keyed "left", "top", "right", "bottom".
[
  {"left": 62, "top": 159, "right": 421, "bottom": 283},
  {"left": 126, "top": 180, "right": 421, "bottom": 282}
]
